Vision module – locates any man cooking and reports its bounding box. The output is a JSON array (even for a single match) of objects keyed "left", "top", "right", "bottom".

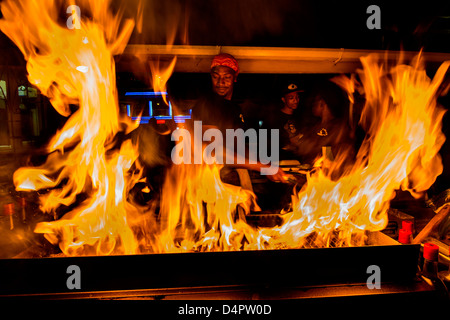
[
  {"left": 191, "top": 53, "right": 288, "bottom": 183},
  {"left": 192, "top": 53, "right": 244, "bottom": 132}
]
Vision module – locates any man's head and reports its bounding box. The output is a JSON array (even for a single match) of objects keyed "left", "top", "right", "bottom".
[
  {"left": 210, "top": 53, "right": 239, "bottom": 100},
  {"left": 312, "top": 96, "right": 327, "bottom": 118},
  {"left": 310, "top": 81, "right": 347, "bottom": 120},
  {"left": 281, "top": 82, "right": 302, "bottom": 114}
]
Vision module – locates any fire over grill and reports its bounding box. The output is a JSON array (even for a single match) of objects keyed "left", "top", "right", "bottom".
[{"left": 0, "top": 0, "right": 449, "bottom": 308}]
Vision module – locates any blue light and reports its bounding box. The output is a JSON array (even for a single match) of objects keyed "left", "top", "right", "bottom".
[
  {"left": 131, "top": 116, "right": 151, "bottom": 124},
  {"left": 125, "top": 91, "right": 168, "bottom": 96},
  {"left": 124, "top": 92, "right": 184, "bottom": 124},
  {"left": 173, "top": 115, "right": 191, "bottom": 120}
]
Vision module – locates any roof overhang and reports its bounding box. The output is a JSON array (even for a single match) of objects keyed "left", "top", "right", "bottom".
[{"left": 122, "top": 45, "right": 450, "bottom": 74}]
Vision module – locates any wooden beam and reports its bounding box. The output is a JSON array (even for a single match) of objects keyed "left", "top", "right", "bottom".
[
  {"left": 122, "top": 45, "right": 450, "bottom": 74},
  {"left": 413, "top": 205, "right": 450, "bottom": 244}
]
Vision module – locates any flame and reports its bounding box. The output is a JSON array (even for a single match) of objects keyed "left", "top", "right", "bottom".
[
  {"left": 2, "top": 0, "right": 448, "bottom": 256},
  {"left": 148, "top": 56, "right": 177, "bottom": 106},
  {"left": 262, "top": 53, "right": 448, "bottom": 248},
  {"left": 149, "top": 164, "right": 259, "bottom": 252},
  {"left": 2, "top": 0, "right": 143, "bottom": 255},
  {"left": 140, "top": 53, "right": 448, "bottom": 252}
]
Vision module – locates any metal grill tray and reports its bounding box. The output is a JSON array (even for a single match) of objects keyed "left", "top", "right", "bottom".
[{"left": 0, "top": 232, "right": 420, "bottom": 297}]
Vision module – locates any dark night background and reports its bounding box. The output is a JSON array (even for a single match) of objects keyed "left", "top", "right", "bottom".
[
  {"left": 120, "top": 0, "right": 450, "bottom": 52},
  {"left": 2, "top": 0, "right": 450, "bottom": 54}
]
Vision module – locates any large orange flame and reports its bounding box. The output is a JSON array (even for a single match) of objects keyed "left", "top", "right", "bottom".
[
  {"left": 2, "top": 0, "right": 143, "bottom": 255},
  {"left": 266, "top": 53, "right": 448, "bottom": 248},
  {"left": 135, "top": 52, "right": 449, "bottom": 252},
  {"left": 2, "top": 0, "right": 448, "bottom": 255}
]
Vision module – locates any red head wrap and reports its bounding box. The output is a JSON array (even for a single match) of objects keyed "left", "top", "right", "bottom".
[{"left": 210, "top": 53, "right": 239, "bottom": 77}]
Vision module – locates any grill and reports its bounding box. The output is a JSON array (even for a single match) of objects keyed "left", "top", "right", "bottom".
[
  {"left": 0, "top": 232, "right": 423, "bottom": 299},
  {"left": 1, "top": 2, "right": 450, "bottom": 310}
]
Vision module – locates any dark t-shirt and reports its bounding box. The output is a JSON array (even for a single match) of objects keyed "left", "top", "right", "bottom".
[
  {"left": 293, "top": 117, "right": 354, "bottom": 165},
  {"left": 191, "top": 92, "right": 244, "bottom": 132},
  {"left": 191, "top": 92, "right": 244, "bottom": 185},
  {"left": 264, "top": 110, "right": 303, "bottom": 160}
]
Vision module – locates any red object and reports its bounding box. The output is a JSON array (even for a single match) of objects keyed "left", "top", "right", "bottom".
[
  {"left": 156, "top": 119, "right": 166, "bottom": 124},
  {"left": 3, "top": 203, "right": 14, "bottom": 216},
  {"left": 401, "top": 220, "right": 414, "bottom": 233},
  {"left": 423, "top": 243, "right": 439, "bottom": 261},
  {"left": 210, "top": 53, "right": 239, "bottom": 76},
  {"left": 398, "top": 229, "right": 412, "bottom": 244}
]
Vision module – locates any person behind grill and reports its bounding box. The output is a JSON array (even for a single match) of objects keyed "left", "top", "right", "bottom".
[
  {"left": 192, "top": 53, "right": 244, "bottom": 133},
  {"left": 191, "top": 53, "right": 288, "bottom": 184},
  {"left": 263, "top": 81, "right": 304, "bottom": 161},
  {"left": 255, "top": 81, "right": 307, "bottom": 211},
  {"left": 291, "top": 81, "right": 355, "bottom": 176}
]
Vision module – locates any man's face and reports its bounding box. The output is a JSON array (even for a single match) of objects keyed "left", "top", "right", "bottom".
[
  {"left": 282, "top": 91, "right": 299, "bottom": 111},
  {"left": 211, "top": 66, "right": 236, "bottom": 100},
  {"left": 312, "top": 97, "right": 325, "bottom": 117}
]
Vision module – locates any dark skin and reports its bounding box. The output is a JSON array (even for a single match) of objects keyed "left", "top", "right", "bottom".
[
  {"left": 281, "top": 91, "right": 300, "bottom": 115},
  {"left": 312, "top": 97, "right": 334, "bottom": 124},
  {"left": 211, "top": 65, "right": 235, "bottom": 100}
]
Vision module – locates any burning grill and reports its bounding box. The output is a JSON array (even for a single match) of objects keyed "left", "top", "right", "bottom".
[
  {"left": 0, "top": 0, "right": 450, "bottom": 305},
  {"left": 0, "top": 193, "right": 444, "bottom": 302},
  {"left": 0, "top": 232, "right": 422, "bottom": 299}
]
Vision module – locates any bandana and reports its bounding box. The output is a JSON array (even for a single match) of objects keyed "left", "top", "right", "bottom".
[{"left": 210, "top": 53, "right": 239, "bottom": 77}]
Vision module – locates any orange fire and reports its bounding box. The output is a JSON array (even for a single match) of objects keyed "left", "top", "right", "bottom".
[
  {"left": 1, "top": 1, "right": 448, "bottom": 256},
  {"left": 266, "top": 54, "right": 448, "bottom": 249},
  {"left": 2, "top": 0, "right": 142, "bottom": 255}
]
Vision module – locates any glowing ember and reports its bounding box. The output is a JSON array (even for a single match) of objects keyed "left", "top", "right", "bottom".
[{"left": 1, "top": 1, "right": 448, "bottom": 256}]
